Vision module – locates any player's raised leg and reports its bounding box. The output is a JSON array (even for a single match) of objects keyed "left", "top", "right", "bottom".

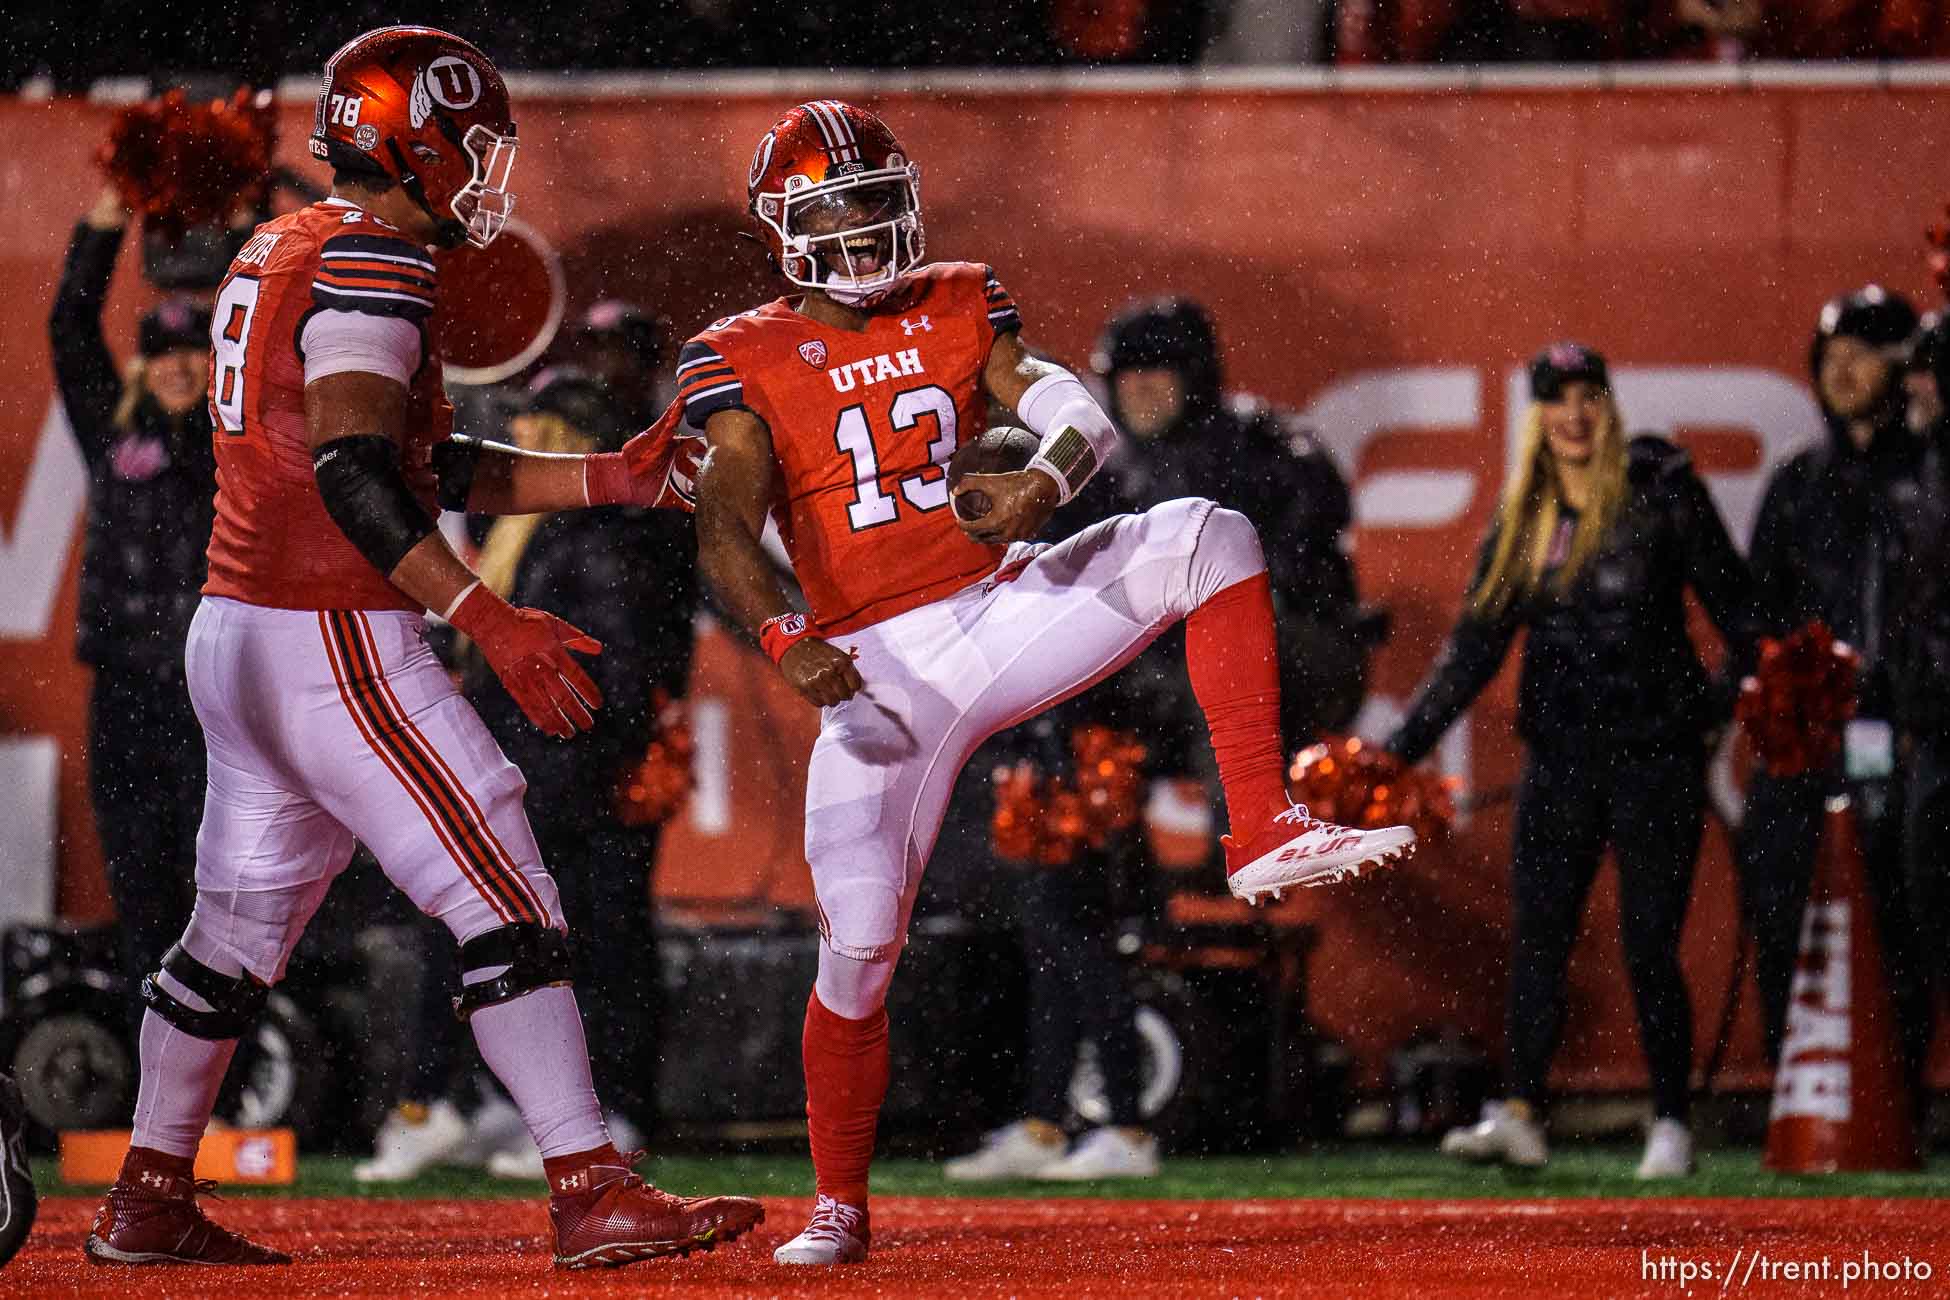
[{"left": 972, "top": 496, "right": 1417, "bottom": 903}]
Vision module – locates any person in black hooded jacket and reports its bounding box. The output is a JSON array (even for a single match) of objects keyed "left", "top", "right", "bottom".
[
  {"left": 1736, "top": 286, "right": 1930, "bottom": 1088},
  {"left": 48, "top": 184, "right": 217, "bottom": 1030},
  {"left": 1064, "top": 297, "right": 1367, "bottom": 770},
  {"left": 1894, "top": 319, "right": 1950, "bottom": 1070},
  {"left": 1383, "top": 344, "right": 1759, "bottom": 1180}
]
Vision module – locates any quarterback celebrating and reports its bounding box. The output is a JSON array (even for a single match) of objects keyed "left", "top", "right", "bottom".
[
  {"left": 84, "top": 27, "right": 757, "bottom": 1270},
  {"left": 688, "top": 101, "right": 1416, "bottom": 1266}
]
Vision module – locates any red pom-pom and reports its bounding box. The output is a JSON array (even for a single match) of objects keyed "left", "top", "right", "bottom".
[
  {"left": 1735, "top": 620, "right": 1859, "bottom": 779},
  {"left": 615, "top": 689, "right": 696, "bottom": 826},
  {"left": 1288, "top": 734, "right": 1457, "bottom": 847},
  {"left": 990, "top": 727, "right": 1149, "bottom": 866},
  {"left": 100, "top": 88, "right": 275, "bottom": 240}
]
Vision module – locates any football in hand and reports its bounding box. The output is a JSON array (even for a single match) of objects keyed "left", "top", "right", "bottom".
[{"left": 947, "top": 425, "right": 1040, "bottom": 521}]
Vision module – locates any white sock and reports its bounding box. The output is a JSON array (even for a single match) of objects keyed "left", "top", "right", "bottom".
[
  {"left": 467, "top": 985, "right": 610, "bottom": 1158},
  {"left": 129, "top": 1008, "right": 238, "bottom": 1158}
]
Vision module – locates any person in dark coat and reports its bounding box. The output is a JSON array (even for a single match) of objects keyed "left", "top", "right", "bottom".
[
  {"left": 49, "top": 184, "right": 217, "bottom": 1030},
  {"left": 1383, "top": 344, "right": 1759, "bottom": 1180},
  {"left": 1736, "top": 286, "right": 1930, "bottom": 1089},
  {"left": 942, "top": 299, "right": 1367, "bottom": 1182}
]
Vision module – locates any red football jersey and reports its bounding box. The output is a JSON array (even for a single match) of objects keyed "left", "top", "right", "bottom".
[
  {"left": 203, "top": 200, "right": 451, "bottom": 612},
  {"left": 679, "top": 262, "right": 1023, "bottom": 635}
]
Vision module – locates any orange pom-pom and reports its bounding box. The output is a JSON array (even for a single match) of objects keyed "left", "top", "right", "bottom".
[
  {"left": 100, "top": 88, "right": 275, "bottom": 239},
  {"left": 614, "top": 690, "right": 696, "bottom": 826},
  {"left": 1289, "top": 733, "right": 1457, "bottom": 847}
]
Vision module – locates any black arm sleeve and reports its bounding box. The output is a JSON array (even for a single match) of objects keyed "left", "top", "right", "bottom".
[
  {"left": 48, "top": 222, "right": 128, "bottom": 466},
  {"left": 1746, "top": 467, "right": 1800, "bottom": 636},
  {"left": 1673, "top": 462, "right": 1763, "bottom": 679},
  {"left": 1384, "top": 532, "right": 1522, "bottom": 765},
  {"left": 432, "top": 434, "right": 488, "bottom": 513},
  {"left": 313, "top": 435, "right": 438, "bottom": 576}
]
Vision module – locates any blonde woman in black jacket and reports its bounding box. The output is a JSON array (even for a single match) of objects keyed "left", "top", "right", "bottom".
[{"left": 1384, "top": 344, "right": 1760, "bottom": 1180}]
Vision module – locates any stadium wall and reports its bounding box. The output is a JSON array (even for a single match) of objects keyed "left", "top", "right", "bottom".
[{"left": 3, "top": 69, "right": 1946, "bottom": 1094}]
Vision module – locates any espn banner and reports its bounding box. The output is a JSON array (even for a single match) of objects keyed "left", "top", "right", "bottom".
[{"left": 4, "top": 75, "right": 1946, "bottom": 1093}]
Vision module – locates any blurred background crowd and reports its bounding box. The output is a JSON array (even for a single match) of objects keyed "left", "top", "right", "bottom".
[{"left": 10, "top": 0, "right": 1950, "bottom": 90}]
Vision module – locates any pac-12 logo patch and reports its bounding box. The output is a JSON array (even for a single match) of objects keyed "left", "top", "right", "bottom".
[
  {"left": 799, "top": 339, "right": 828, "bottom": 368},
  {"left": 411, "top": 56, "right": 483, "bottom": 127}
]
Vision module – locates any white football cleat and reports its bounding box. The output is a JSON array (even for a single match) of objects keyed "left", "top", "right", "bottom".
[
  {"left": 353, "top": 1100, "right": 470, "bottom": 1183},
  {"left": 1636, "top": 1118, "right": 1696, "bottom": 1179},
  {"left": 1034, "top": 1127, "right": 1161, "bottom": 1181},
  {"left": 943, "top": 1120, "right": 1067, "bottom": 1181},
  {"left": 1439, "top": 1101, "right": 1549, "bottom": 1168},
  {"left": 1225, "top": 804, "right": 1415, "bottom": 903},
  {"left": 773, "top": 1193, "right": 870, "bottom": 1265}
]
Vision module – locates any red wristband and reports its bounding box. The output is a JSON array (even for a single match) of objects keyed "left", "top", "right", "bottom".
[
  {"left": 760, "top": 613, "right": 813, "bottom": 665},
  {"left": 583, "top": 451, "right": 634, "bottom": 507}
]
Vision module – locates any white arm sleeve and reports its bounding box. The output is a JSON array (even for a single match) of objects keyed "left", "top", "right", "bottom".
[
  {"left": 300, "top": 310, "right": 423, "bottom": 386},
  {"left": 1016, "top": 368, "right": 1118, "bottom": 504}
]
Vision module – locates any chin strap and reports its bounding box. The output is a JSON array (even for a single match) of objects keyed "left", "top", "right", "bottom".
[{"left": 386, "top": 138, "right": 467, "bottom": 249}]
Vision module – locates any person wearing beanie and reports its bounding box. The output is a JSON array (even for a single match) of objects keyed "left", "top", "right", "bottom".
[
  {"left": 48, "top": 184, "right": 218, "bottom": 1031},
  {"left": 1383, "top": 343, "right": 1760, "bottom": 1180},
  {"left": 1737, "top": 286, "right": 1931, "bottom": 1093}
]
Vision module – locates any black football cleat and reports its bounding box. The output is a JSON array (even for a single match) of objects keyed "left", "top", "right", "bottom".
[{"left": 0, "top": 1072, "right": 37, "bottom": 1270}]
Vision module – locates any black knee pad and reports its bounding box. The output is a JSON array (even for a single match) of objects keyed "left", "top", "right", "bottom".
[
  {"left": 452, "top": 923, "right": 574, "bottom": 1022},
  {"left": 139, "top": 943, "right": 270, "bottom": 1041}
]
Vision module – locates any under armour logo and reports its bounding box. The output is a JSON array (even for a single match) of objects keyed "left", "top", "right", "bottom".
[
  {"left": 557, "top": 1172, "right": 585, "bottom": 1193},
  {"left": 900, "top": 315, "right": 932, "bottom": 335},
  {"left": 140, "top": 1171, "right": 168, "bottom": 1187}
]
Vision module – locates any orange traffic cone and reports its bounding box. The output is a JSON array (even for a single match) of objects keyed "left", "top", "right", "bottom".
[{"left": 1763, "top": 796, "right": 1920, "bottom": 1172}]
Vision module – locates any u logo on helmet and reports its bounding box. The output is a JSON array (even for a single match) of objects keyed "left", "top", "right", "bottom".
[
  {"left": 410, "top": 56, "right": 482, "bottom": 128},
  {"left": 749, "top": 131, "right": 777, "bottom": 190}
]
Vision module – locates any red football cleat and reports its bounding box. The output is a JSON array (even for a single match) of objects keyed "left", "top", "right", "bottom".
[
  {"left": 548, "top": 1148, "right": 764, "bottom": 1269},
  {"left": 85, "top": 1148, "right": 290, "bottom": 1266},
  {"left": 1224, "top": 804, "right": 1415, "bottom": 903}
]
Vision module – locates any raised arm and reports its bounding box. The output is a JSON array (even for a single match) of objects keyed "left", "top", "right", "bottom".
[
  {"left": 304, "top": 368, "right": 601, "bottom": 739},
  {"left": 694, "top": 406, "right": 861, "bottom": 707},
  {"left": 49, "top": 186, "right": 133, "bottom": 460},
  {"left": 432, "top": 397, "right": 695, "bottom": 517}
]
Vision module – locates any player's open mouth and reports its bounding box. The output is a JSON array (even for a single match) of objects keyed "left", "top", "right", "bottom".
[{"left": 829, "top": 234, "right": 888, "bottom": 277}]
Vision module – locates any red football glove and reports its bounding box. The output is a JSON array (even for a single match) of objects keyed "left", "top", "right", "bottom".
[
  {"left": 583, "top": 399, "right": 702, "bottom": 513},
  {"left": 449, "top": 583, "right": 603, "bottom": 739}
]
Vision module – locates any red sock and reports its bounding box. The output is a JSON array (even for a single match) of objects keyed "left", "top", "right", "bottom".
[
  {"left": 1184, "top": 572, "right": 1290, "bottom": 837},
  {"left": 802, "top": 991, "right": 889, "bottom": 1207}
]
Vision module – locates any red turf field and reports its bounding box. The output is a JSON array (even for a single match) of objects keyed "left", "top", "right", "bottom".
[{"left": 11, "top": 1194, "right": 1950, "bottom": 1297}]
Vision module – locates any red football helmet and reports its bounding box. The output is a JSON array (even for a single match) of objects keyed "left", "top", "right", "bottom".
[
  {"left": 309, "top": 26, "right": 517, "bottom": 249},
  {"left": 747, "top": 101, "right": 924, "bottom": 307}
]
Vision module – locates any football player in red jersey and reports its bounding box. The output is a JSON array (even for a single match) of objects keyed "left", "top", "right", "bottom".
[
  {"left": 687, "top": 101, "right": 1417, "bottom": 1265},
  {"left": 84, "top": 27, "right": 757, "bottom": 1270}
]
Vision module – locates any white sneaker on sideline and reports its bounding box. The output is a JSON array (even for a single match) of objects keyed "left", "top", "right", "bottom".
[
  {"left": 1439, "top": 1102, "right": 1549, "bottom": 1168},
  {"left": 1035, "top": 1127, "right": 1162, "bottom": 1181},
  {"left": 1637, "top": 1118, "right": 1696, "bottom": 1179},
  {"left": 453, "top": 1089, "right": 524, "bottom": 1169},
  {"left": 943, "top": 1120, "right": 1067, "bottom": 1181},
  {"left": 486, "top": 1138, "right": 545, "bottom": 1180},
  {"left": 604, "top": 1110, "right": 646, "bottom": 1154},
  {"left": 353, "top": 1100, "right": 470, "bottom": 1183},
  {"left": 773, "top": 1193, "right": 869, "bottom": 1265}
]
